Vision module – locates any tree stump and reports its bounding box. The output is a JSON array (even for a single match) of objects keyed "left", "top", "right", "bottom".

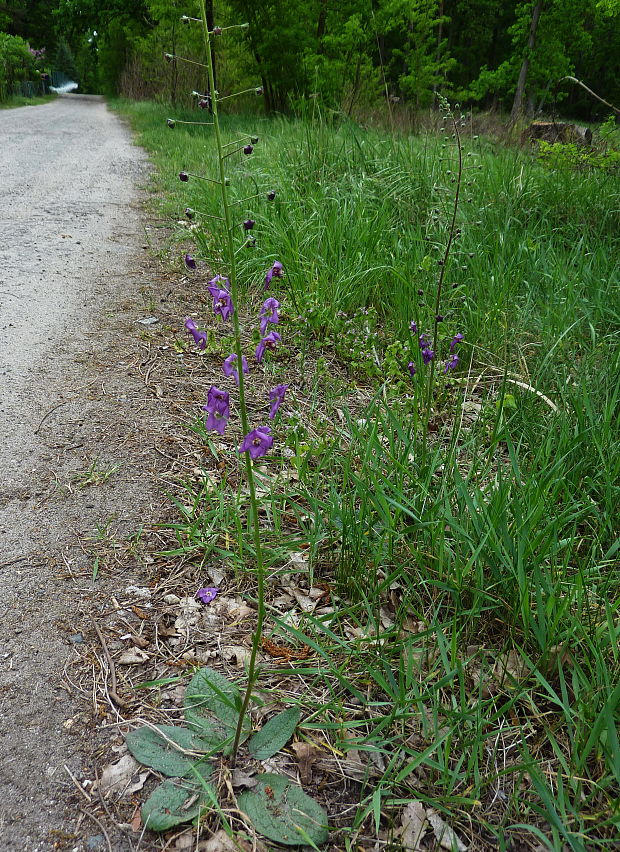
[{"left": 521, "top": 121, "right": 592, "bottom": 145}]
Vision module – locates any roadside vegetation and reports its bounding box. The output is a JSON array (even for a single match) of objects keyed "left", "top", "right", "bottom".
[{"left": 111, "top": 92, "right": 620, "bottom": 851}]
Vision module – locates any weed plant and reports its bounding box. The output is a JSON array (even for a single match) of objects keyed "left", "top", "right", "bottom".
[{"left": 114, "top": 87, "right": 620, "bottom": 850}]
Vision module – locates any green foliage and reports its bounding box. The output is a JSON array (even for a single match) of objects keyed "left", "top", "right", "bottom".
[
  {"left": 0, "top": 33, "right": 35, "bottom": 100},
  {"left": 125, "top": 725, "right": 215, "bottom": 776},
  {"left": 184, "top": 666, "right": 250, "bottom": 754},
  {"left": 238, "top": 774, "right": 329, "bottom": 846},
  {"left": 141, "top": 768, "right": 215, "bottom": 831},
  {"left": 537, "top": 139, "right": 620, "bottom": 171},
  {"left": 248, "top": 707, "right": 300, "bottom": 760},
  {"left": 128, "top": 667, "right": 325, "bottom": 841},
  {"left": 52, "top": 36, "right": 78, "bottom": 80}
]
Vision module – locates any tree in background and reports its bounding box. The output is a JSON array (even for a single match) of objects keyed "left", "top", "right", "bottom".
[{"left": 0, "top": 31, "right": 35, "bottom": 98}]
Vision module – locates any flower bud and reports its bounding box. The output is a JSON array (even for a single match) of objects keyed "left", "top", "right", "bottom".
[
  {"left": 166, "top": 118, "right": 175, "bottom": 129},
  {"left": 185, "top": 207, "right": 195, "bottom": 219},
  {"left": 164, "top": 53, "right": 175, "bottom": 63},
  {"left": 250, "top": 136, "right": 259, "bottom": 144},
  {"left": 179, "top": 171, "right": 189, "bottom": 182},
  {"left": 255, "top": 87, "right": 264, "bottom": 96}
]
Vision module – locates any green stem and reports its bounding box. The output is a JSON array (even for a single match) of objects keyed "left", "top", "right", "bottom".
[
  {"left": 198, "top": 0, "right": 266, "bottom": 767},
  {"left": 423, "top": 103, "right": 463, "bottom": 443}
]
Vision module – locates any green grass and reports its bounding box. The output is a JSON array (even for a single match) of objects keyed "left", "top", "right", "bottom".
[
  {"left": 0, "top": 93, "right": 57, "bottom": 109},
  {"left": 113, "top": 98, "right": 620, "bottom": 850}
]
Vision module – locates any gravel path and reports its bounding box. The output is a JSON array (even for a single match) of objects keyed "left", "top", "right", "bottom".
[{"left": 0, "top": 95, "right": 154, "bottom": 850}]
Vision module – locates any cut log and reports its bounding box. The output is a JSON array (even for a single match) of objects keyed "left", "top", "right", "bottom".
[{"left": 521, "top": 121, "right": 592, "bottom": 146}]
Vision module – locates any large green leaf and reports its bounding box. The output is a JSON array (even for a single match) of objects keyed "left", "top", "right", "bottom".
[
  {"left": 238, "top": 773, "right": 328, "bottom": 846},
  {"left": 248, "top": 707, "right": 300, "bottom": 761},
  {"left": 126, "top": 725, "right": 213, "bottom": 776},
  {"left": 141, "top": 769, "right": 214, "bottom": 832},
  {"left": 183, "top": 667, "right": 250, "bottom": 755}
]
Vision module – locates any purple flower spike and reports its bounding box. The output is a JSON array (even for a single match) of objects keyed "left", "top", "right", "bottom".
[
  {"left": 269, "top": 384, "right": 289, "bottom": 419},
  {"left": 243, "top": 219, "right": 255, "bottom": 230},
  {"left": 409, "top": 321, "right": 418, "bottom": 334},
  {"left": 184, "top": 317, "right": 207, "bottom": 350},
  {"left": 196, "top": 586, "right": 219, "bottom": 604},
  {"left": 259, "top": 297, "right": 280, "bottom": 335},
  {"left": 255, "top": 331, "right": 281, "bottom": 363},
  {"left": 408, "top": 362, "right": 416, "bottom": 377},
  {"left": 243, "top": 144, "right": 254, "bottom": 155},
  {"left": 422, "top": 348, "right": 435, "bottom": 365},
  {"left": 185, "top": 253, "right": 197, "bottom": 271},
  {"left": 179, "top": 171, "right": 189, "bottom": 182},
  {"left": 202, "top": 385, "right": 230, "bottom": 434},
  {"left": 264, "top": 261, "right": 284, "bottom": 290},
  {"left": 443, "top": 354, "right": 459, "bottom": 373},
  {"left": 223, "top": 353, "right": 249, "bottom": 386},
  {"left": 450, "top": 332, "right": 464, "bottom": 352},
  {"left": 240, "top": 426, "right": 273, "bottom": 460}
]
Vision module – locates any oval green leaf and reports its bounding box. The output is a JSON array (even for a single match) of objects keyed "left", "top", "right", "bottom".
[
  {"left": 126, "top": 725, "right": 213, "bottom": 776},
  {"left": 142, "top": 775, "right": 214, "bottom": 832},
  {"left": 183, "top": 667, "right": 250, "bottom": 754},
  {"left": 248, "top": 707, "right": 300, "bottom": 761},
  {"left": 238, "top": 773, "right": 328, "bottom": 846}
]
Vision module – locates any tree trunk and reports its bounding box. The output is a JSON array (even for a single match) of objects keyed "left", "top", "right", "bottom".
[{"left": 510, "top": 0, "right": 544, "bottom": 122}]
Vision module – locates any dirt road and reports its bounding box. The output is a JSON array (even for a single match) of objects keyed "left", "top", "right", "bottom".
[{"left": 0, "top": 95, "right": 155, "bottom": 850}]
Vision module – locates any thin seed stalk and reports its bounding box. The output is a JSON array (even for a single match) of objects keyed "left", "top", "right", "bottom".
[
  {"left": 424, "top": 106, "right": 463, "bottom": 440},
  {"left": 198, "top": 0, "right": 266, "bottom": 766}
]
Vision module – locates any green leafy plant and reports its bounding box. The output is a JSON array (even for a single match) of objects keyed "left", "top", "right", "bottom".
[{"left": 126, "top": 667, "right": 327, "bottom": 842}]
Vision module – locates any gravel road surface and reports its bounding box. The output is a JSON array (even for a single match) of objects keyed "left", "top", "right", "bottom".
[{"left": 0, "top": 95, "right": 152, "bottom": 850}]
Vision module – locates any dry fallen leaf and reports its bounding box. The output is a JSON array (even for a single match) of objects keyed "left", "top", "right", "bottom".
[
  {"left": 221, "top": 645, "right": 252, "bottom": 668},
  {"left": 198, "top": 829, "right": 250, "bottom": 852},
  {"left": 98, "top": 754, "right": 148, "bottom": 798},
  {"left": 427, "top": 809, "right": 468, "bottom": 851},
  {"left": 231, "top": 769, "right": 258, "bottom": 789},
  {"left": 395, "top": 801, "right": 426, "bottom": 851},
  {"left": 174, "top": 597, "right": 201, "bottom": 631},
  {"left": 291, "top": 741, "right": 322, "bottom": 785},
  {"left": 118, "top": 647, "right": 150, "bottom": 665}
]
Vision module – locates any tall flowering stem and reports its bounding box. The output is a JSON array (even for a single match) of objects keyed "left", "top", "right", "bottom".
[
  {"left": 197, "top": 0, "right": 266, "bottom": 764},
  {"left": 424, "top": 98, "right": 463, "bottom": 440}
]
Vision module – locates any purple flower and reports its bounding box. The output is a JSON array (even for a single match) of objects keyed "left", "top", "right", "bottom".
[
  {"left": 409, "top": 321, "right": 418, "bottom": 334},
  {"left": 419, "top": 333, "right": 431, "bottom": 350},
  {"left": 198, "top": 97, "right": 211, "bottom": 110},
  {"left": 259, "top": 297, "right": 280, "bottom": 335},
  {"left": 223, "top": 353, "right": 249, "bottom": 386},
  {"left": 269, "top": 384, "right": 289, "bottom": 419},
  {"left": 167, "top": 119, "right": 175, "bottom": 129},
  {"left": 435, "top": 314, "right": 444, "bottom": 322},
  {"left": 255, "top": 87, "right": 264, "bottom": 96},
  {"left": 422, "top": 348, "right": 435, "bottom": 365},
  {"left": 207, "top": 274, "right": 230, "bottom": 293},
  {"left": 240, "top": 426, "right": 274, "bottom": 460},
  {"left": 185, "top": 207, "right": 195, "bottom": 219},
  {"left": 243, "top": 144, "right": 254, "bottom": 155},
  {"left": 164, "top": 53, "right": 175, "bottom": 63},
  {"left": 185, "top": 253, "right": 197, "bottom": 271},
  {"left": 243, "top": 219, "right": 255, "bottom": 230},
  {"left": 266, "top": 190, "right": 276, "bottom": 201},
  {"left": 264, "top": 261, "right": 284, "bottom": 290},
  {"left": 255, "top": 331, "right": 281, "bottom": 363},
  {"left": 179, "top": 171, "right": 189, "bottom": 182},
  {"left": 407, "top": 362, "right": 416, "bottom": 377},
  {"left": 196, "top": 586, "right": 219, "bottom": 604},
  {"left": 214, "top": 290, "right": 234, "bottom": 321},
  {"left": 184, "top": 317, "right": 207, "bottom": 350},
  {"left": 202, "top": 386, "right": 230, "bottom": 434},
  {"left": 450, "top": 332, "right": 464, "bottom": 352},
  {"left": 212, "top": 26, "right": 222, "bottom": 35},
  {"left": 443, "top": 354, "right": 459, "bottom": 373}
]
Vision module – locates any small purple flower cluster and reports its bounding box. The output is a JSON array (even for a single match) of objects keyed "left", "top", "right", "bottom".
[
  {"left": 184, "top": 262, "right": 288, "bottom": 460},
  {"left": 410, "top": 321, "right": 464, "bottom": 376}
]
